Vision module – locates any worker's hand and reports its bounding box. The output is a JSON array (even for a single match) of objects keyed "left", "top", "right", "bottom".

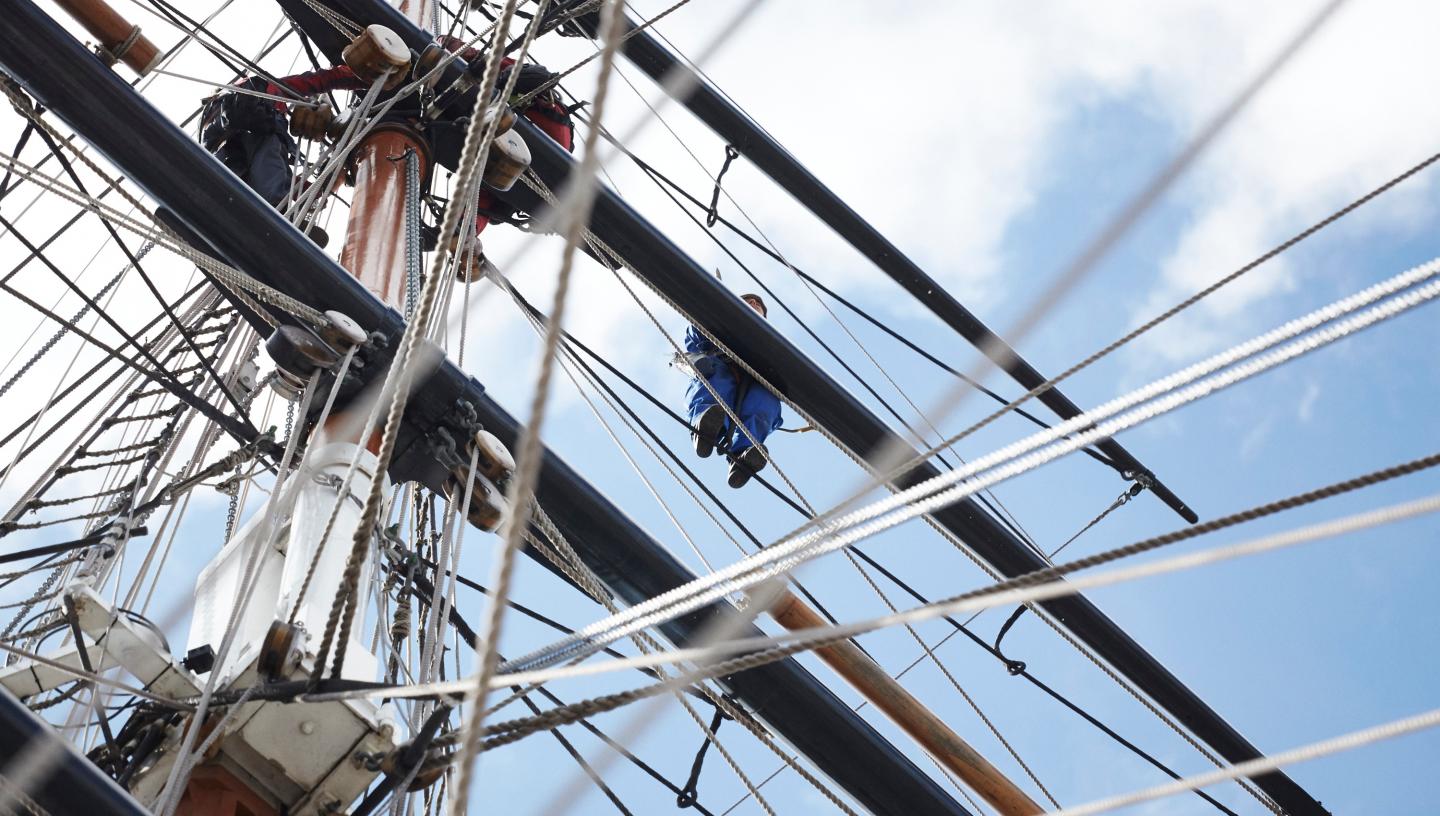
[{"left": 289, "top": 101, "right": 335, "bottom": 141}]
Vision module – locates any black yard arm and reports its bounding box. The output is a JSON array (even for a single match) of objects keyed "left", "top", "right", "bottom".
[
  {"left": 0, "top": 688, "right": 150, "bottom": 816},
  {"left": 0, "top": 6, "right": 973, "bottom": 814}
]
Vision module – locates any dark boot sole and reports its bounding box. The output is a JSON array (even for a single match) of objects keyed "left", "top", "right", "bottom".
[
  {"left": 694, "top": 404, "right": 725, "bottom": 458},
  {"left": 727, "top": 446, "right": 767, "bottom": 488}
]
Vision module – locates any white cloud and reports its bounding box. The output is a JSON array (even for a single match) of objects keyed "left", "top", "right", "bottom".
[{"left": 1108, "top": 0, "right": 1440, "bottom": 366}]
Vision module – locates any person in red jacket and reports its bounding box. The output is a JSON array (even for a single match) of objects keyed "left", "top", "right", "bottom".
[{"left": 200, "top": 37, "right": 575, "bottom": 246}]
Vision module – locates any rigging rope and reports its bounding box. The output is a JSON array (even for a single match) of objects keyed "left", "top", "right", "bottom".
[
  {"left": 1051, "top": 706, "right": 1440, "bottom": 816},
  {"left": 496, "top": 258, "right": 1440, "bottom": 674}
]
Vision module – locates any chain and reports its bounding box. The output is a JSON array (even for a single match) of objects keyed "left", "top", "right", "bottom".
[{"left": 403, "top": 149, "right": 423, "bottom": 321}]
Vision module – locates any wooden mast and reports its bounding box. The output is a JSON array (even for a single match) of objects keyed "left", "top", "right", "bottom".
[
  {"left": 339, "top": 0, "right": 432, "bottom": 310},
  {"left": 180, "top": 5, "right": 434, "bottom": 813},
  {"left": 326, "top": 0, "right": 434, "bottom": 450},
  {"left": 770, "top": 590, "right": 1044, "bottom": 815},
  {"left": 52, "top": 0, "right": 161, "bottom": 75}
]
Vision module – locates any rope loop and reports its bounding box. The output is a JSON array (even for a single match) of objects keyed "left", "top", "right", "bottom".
[
  {"left": 675, "top": 695, "right": 731, "bottom": 808},
  {"left": 705, "top": 144, "right": 740, "bottom": 228}
]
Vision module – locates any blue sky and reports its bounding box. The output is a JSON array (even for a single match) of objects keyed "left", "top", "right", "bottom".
[{"left": 1, "top": 1, "right": 1438, "bottom": 814}]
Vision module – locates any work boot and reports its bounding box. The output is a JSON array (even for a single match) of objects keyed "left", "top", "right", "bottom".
[
  {"left": 727, "top": 445, "right": 767, "bottom": 489},
  {"left": 692, "top": 404, "right": 725, "bottom": 459}
]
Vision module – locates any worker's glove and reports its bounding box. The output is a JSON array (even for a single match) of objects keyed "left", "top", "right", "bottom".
[{"left": 289, "top": 100, "right": 336, "bottom": 141}]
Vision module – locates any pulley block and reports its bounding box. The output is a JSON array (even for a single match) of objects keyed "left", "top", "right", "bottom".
[
  {"left": 266, "top": 324, "right": 340, "bottom": 400},
  {"left": 257, "top": 620, "right": 302, "bottom": 681},
  {"left": 341, "top": 24, "right": 411, "bottom": 90},
  {"left": 483, "top": 129, "right": 530, "bottom": 192}
]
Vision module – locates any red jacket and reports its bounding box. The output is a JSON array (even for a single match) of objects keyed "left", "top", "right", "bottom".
[{"left": 261, "top": 44, "right": 571, "bottom": 150}]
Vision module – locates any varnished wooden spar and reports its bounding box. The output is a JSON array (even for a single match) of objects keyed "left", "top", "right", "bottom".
[
  {"left": 52, "top": 0, "right": 160, "bottom": 75},
  {"left": 770, "top": 589, "right": 1044, "bottom": 815},
  {"left": 339, "top": 126, "right": 428, "bottom": 309}
]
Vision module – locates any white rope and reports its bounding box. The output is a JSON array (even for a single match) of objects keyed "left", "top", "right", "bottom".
[
  {"left": 499, "top": 259, "right": 1440, "bottom": 671},
  {"left": 331, "top": 488, "right": 1438, "bottom": 699},
  {"left": 149, "top": 68, "right": 323, "bottom": 106},
  {"left": 446, "top": 1, "right": 615, "bottom": 810},
  {"left": 154, "top": 371, "right": 320, "bottom": 816},
  {"left": 0, "top": 153, "right": 326, "bottom": 325},
  {"left": 1049, "top": 706, "right": 1440, "bottom": 816}
]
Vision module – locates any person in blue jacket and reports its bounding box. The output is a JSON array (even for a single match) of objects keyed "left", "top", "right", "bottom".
[{"left": 686, "top": 293, "right": 783, "bottom": 488}]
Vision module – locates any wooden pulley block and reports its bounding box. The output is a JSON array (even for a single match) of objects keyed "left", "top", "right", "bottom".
[
  {"left": 447, "top": 232, "right": 486, "bottom": 283},
  {"left": 454, "top": 474, "right": 509, "bottom": 533},
  {"left": 325, "top": 109, "right": 352, "bottom": 141},
  {"left": 341, "top": 24, "right": 411, "bottom": 90},
  {"left": 289, "top": 101, "right": 336, "bottom": 141},
  {"left": 482, "top": 104, "right": 518, "bottom": 136},
  {"left": 472, "top": 429, "right": 515, "bottom": 486},
  {"left": 407, "top": 763, "right": 447, "bottom": 791},
  {"left": 258, "top": 620, "right": 301, "bottom": 681},
  {"left": 412, "top": 42, "right": 445, "bottom": 89},
  {"left": 483, "top": 129, "right": 530, "bottom": 192}
]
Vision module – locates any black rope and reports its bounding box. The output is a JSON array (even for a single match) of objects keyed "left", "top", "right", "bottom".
[
  {"left": 705, "top": 144, "right": 739, "bottom": 228},
  {"left": 844, "top": 546, "right": 1239, "bottom": 815},
  {"left": 0, "top": 281, "right": 209, "bottom": 459},
  {"left": 0, "top": 527, "right": 147, "bottom": 565},
  {"left": 139, "top": 0, "right": 304, "bottom": 98},
  {"left": 517, "top": 689, "right": 635, "bottom": 815},
  {"left": 2, "top": 204, "right": 96, "bottom": 286},
  {"left": 992, "top": 605, "right": 1029, "bottom": 675},
  {"left": 547, "top": 686, "right": 721, "bottom": 816},
  {"left": 0, "top": 122, "right": 35, "bottom": 202},
  {"left": 29, "top": 128, "right": 252, "bottom": 423},
  {"left": 395, "top": 559, "right": 722, "bottom": 814},
  {"left": 63, "top": 597, "right": 119, "bottom": 759},
  {"left": 0, "top": 263, "right": 259, "bottom": 447},
  {"left": 676, "top": 695, "right": 731, "bottom": 808},
  {"left": 511, "top": 270, "right": 1238, "bottom": 814},
  {"left": 289, "top": 21, "right": 340, "bottom": 112}
]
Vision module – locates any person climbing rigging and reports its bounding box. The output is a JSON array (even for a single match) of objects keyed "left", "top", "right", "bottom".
[
  {"left": 197, "top": 36, "right": 576, "bottom": 256},
  {"left": 687, "top": 293, "right": 783, "bottom": 489},
  {"left": 199, "top": 76, "right": 300, "bottom": 209}
]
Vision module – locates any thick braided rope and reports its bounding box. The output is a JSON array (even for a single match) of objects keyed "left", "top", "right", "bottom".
[
  {"left": 526, "top": 507, "right": 798, "bottom": 816},
  {"left": 446, "top": 4, "right": 623, "bottom": 811},
  {"left": 317, "top": 452, "right": 1440, "bottom": 757},
  {"left": 310, "top": 0, "right": 539, "bottom": 688},
  {"left": 466, "top": 462, "right": 1440, "bottom": 750},
  {"left": 693, "top": 451, "right": 1440, "bottom": 684},
  {"left": 845, "top": 552, "right": 1061, "bottom": 809}
]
